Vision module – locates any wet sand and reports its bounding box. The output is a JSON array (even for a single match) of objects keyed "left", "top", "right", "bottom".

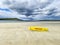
[{"left": 0, "top": 21, "right": 60, "bottom": 45}]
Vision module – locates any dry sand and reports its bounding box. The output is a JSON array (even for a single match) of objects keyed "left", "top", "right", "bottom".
[{"left": 0, "top": 21, "right": 60, "bottom": 45}]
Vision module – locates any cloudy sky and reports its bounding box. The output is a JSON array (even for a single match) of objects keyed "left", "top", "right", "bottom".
[{"left": 0, "top": 0, "right": 60, "bottom": 20}]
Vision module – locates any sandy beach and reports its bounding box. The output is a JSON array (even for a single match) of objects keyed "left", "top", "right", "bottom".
[{"left": 0, "top": 21, "right": 60, "bottom": 45}]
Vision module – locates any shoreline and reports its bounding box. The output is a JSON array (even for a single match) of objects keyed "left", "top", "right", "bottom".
[{"left": 0, "top": 20, "right": 60, "bottom": 23}]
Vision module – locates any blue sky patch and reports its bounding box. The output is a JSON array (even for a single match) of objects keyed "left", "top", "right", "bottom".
[{"left": 0, "top": 8, "right": 11, "bottom": 12}]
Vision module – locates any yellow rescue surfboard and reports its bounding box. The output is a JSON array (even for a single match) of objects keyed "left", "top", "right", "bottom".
[{"left": 29, "top": 26, "right": 48, "bottom": 32}]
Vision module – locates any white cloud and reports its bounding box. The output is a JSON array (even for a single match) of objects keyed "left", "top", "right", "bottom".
[{"left": 0, "top": 0, "right": 60, "bottom": 20}]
